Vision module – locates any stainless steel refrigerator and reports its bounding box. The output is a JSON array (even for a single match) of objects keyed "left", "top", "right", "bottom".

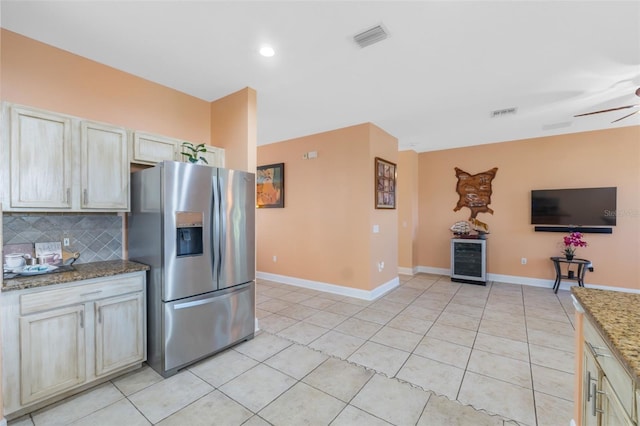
[{"left": 128, "top": 161, "right": 255, "bottom": 377}]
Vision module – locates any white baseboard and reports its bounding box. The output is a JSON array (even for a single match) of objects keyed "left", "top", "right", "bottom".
[
  {"left": 416, "top": 266, "right": 450, "bottom": 276},
  {"left": 256, "top": 271, "right": 399, "bottom": 301},
  {"left": 398, "top": 266, "right": 417, "bottom": 276},
  {"left": 0, "top": 417, "right": 6, "bottom": 426}
]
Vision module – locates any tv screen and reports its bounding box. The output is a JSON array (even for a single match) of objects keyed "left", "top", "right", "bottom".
[{"left": 531, "top": 187, "right": 616, "bottom": 226}]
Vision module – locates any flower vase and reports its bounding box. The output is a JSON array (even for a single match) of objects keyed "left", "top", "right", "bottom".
[{"left": 565, "top": 254, "right": 574, "bottom": 261}]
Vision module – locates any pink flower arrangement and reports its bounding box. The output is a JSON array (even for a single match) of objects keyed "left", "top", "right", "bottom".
[{"left": 563, "top": 232, "right": 587, "bottom": 257}]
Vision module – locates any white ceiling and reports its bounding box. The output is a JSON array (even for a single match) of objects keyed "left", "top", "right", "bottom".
[{"left": 2, "top": 1, "right": 639, "bottom": 153}]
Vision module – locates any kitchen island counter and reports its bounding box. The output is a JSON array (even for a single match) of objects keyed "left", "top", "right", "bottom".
[
  {"left": 2, "top": 260, "right": 149, "bottom": 292},
  {"left": 572, "top": 286, "right": 640, "bottom": 387}
]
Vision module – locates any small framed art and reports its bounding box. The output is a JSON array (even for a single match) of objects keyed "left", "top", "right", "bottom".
[
  {"left": 375, "top": 157, "right": 396, "bottom": 209},
  {"left": 257, "top": 163, "right": 285, "bottom": 208}
]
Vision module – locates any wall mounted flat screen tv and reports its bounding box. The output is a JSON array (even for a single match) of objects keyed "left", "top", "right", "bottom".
[{"left": 531, "top": 187, "right": 616, "bottom": 226}]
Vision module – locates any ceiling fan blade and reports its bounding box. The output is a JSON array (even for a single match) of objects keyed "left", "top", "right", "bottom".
[
  {"left": 611, "top": 109, "right": 640, "bottom": 123},
  {"left": 574, "top": 104, "right": 640, "bottom": 117}
]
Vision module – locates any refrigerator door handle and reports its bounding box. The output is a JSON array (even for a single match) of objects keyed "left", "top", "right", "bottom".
[
  {"left": 173, "top": 297, "right": 218, "bottom": 310},
  {"left": 212, "top": 173, "right": 220, "bottom": 284},
  {"left": 218, "top": 173, "right": 226, "bottom": 280}
]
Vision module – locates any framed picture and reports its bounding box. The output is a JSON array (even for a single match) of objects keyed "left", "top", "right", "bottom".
[
  {"left": 375, "top": 157, "right": 396, "bottom": 209},
  {"left": 257, "top": 163, "right": 285, "bottom": 208}
]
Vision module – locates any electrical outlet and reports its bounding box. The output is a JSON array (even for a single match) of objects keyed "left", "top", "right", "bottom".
[
  {"left": 521, "top": 258, "right": 527, "bottom": 265},
  {"left": 273, "top": 255, "right": 277, "bottom": 263},
  {"left": 63, "top": 238, "right": 70, "bottom": 247}
]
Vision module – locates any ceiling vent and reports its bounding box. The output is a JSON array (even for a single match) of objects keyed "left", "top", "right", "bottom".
[
  {"left": 489, "top": 107, "right": 518, "bottom": 118},
  {"left": 354, "top": 24, "right": 389, "bottom": 48}
]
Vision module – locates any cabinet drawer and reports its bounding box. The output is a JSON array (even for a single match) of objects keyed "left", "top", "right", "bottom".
[
  {"left": 20, "top": 275, "right": 145, "bottom": 315},
  {"left": 584, "top": 317, "right": 635, "bottom": 417}
]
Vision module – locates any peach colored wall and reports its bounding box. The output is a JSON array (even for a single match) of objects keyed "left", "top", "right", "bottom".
[
  {"left": 1, "top": 30, "right": 211, "bottom": 143},
  {"left": 417, "top": 126, "right": 640, "bottom": 290},
  {"left": 397, "top": 150, "right": 419, "bottom": 272},
  {"left": 211, "top": 87, "right": 257, "bottom": 172},
  {"left": 257, "top": 123, "right": 397, "bottom": 291},
  {"left": 368, "top": 125, "right": 399, "bottom": 286}
]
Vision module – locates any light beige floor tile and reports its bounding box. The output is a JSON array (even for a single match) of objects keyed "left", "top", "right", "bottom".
[
  {"left": 31, "top": 382, "right": 123, "bottom": 426},
  {"left": 525, "top": 306, "right": 570, "bottom": 323},
  {"left": 417, "top": 394, "right": 504, "bottom": 426},
  {"left": 370, "top": 325, "right": 423, "bottom": 352},
  {"left": 448, "top": 295, "right": 487, "bottom": 308},
  {"left": 383, "top": 288, "right": 422, "bottom": 304},
  {"left": 396, "top": 354, "right": 465, "bottom": 400},
  {"left": 387, "top": 313, "right": 434, "bottom": 334},
  {"left": 350, "top": 374, "right": 430, "bottom": 425},
  {"left": 426, "top": 323, "right": 477, "bottom": 347},
  {"left": 410, "top": 298, "right": 450, "bottom": 311},
  {"left": 299, "top": 296, "right": 337, "bottom": 310},
  {"left": 112, "top": 365, "right": 164, "bottom": 396},
  {"left": 302, "top": 357, "right": 374, "bottom": 402},
  {"left": 7, "top": 415, "right": 34, "bottom": 426},
  {"left": 436, "top": 311, "right": 481, "bottom": 331},
  {"left": 444, "top": 302, "right": 485, "bottom": 319},
  {"left": 257, "top": 313, "right": 299, "bottom": 333},
  {"left": 260, "top": 287, "right": 294, "bottom": 299},
  {"left": 484, "top": 301, "right": 524, "bottom": 315},
  {"left": 347, "top": 341, "right": 410, "bottom": 377},
  {"left": 534, "top": 391, "right": 574, "bottom": 426},
  {"left": 467, "top": 349, "right": 532, "bottom": 388},
  {"left": 259, "top": 382, "right": 345, "bottom": 426},
  {"left": 531, "top": 364, "right": 574, "bottom": 401},
  {"left": 241, "top": 415, "right": 271, "bottom": 426},
  {"left": 277, "top": 321, "right": 329, "bottom": 345},
  {"left": 369, "top": 299, "right": 408, "bottom": 315},
  {"left": 473, "top": 332, "right": 530, "bottom": 362},
  {"left": 233, "top": 332, "right": 292, "bottom": 361},
  {"left": 481, "top": 309, "right": 526, "bottom": 325},
  {"left": 264, "top": 343, "right": 328, "bottom": 379},
  {"left": 277, "top": 304, "right": 320, "bottom": 320},
  {"left": 156, "top": 390, "right": 252, "bottom": 426},
  {"left": 256, "top": 298, "right": 291, "bottom": 313},
  {"left": 255, "top": 308, "right": 271, "bottom": 319},
  {"left": 303, "top": 310, "right": 349, "bottom": 328},
  {"left": 401, "top": 304, "right": 442, "bottom": 321},
  {"left": 189, "top": 348, "right": 259, "bottom": 387},
  {"left": 70, "top": 399, "right": 150, "bottom": 426},
  {"left": 274, "top": 291, "right": 315, "bottom": 303},
  {"left": 526, "top": 316, "right": 575, "bottom": 337},
  {"left": 128, "top": 371, "right": 213, "bottom": 424},
  {"left": 334, "top": 317, "right": 382, "bottom": 339},
  {"left": 402, "top": 279, "right": 436, "bottom": 290},
  {"left": 330, "top": 405, "right": 393, "bottom": 425},
  {"left": 527, "top": 328, "right": 574, "bottom": 353},
  {"left": 478, "top": 317, "right": 528, "bottom": 342},
  {"left": 529, "top": 343, "right": 574, "bottom": 373},
  {"left": 353, "top": 307, "right": 396, "bottom": 325},
  {"left": 413, "top": 336, "right": 472, "bottom": 368},
  {"left": 323, "top": 301, "right": 365, "bottom": 316},
  {"left": 458, "top": 371, "right": 536, "bottom": 426},
  {"left": 219, "top": 364, "right": 296, "bottom": 412},
  {"left": 308, "top": 329, "right": 366, "bottom": 359}
]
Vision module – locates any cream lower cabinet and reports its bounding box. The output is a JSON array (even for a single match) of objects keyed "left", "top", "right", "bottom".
[
  {"left": 581, "top": 316, "right": 636, "bottom": 426},
  {"left": 1, "top": 272, "right": 146, "bottom": 418}
]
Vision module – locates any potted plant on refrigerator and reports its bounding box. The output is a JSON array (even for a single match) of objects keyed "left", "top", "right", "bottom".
[{"left": 181, "top": 142, "right": 209, "bottom": 164}]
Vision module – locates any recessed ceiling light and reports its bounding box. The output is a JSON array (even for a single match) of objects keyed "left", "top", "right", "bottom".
[{"left": 259, "top": 46, "right": 275, "bottom": 57}]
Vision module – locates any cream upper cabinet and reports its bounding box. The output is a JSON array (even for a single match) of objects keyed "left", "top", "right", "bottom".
[
  {"left": 9, "top": 106, "right": 73, "bottom": 209},
  {"left": 2, "top": 103, "right": 131, "bottom": 212},
  {"left": 180, "top": 143, "right": 225, "bottom": 168},
  {"left": 132, "top": 131, "right": 179, "bottom": 165},
  {"left": 81, "top": 121, "right": 129, "bottom": 210}
]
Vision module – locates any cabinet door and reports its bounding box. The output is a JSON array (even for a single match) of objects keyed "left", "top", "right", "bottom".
[
  {"left": 132, "top": 131, "right": 179, "bottom": 164},
  {"left": 10, "top": 106, "right": 73, "bottom": 208},
  {"left": 601, "top": 376, "right": 635, "bottom": 426},
  {"left": 200, "top": 145, "right": 225, "bottom": 168},
  {"left": 81, "top": 121, "right": 129, "bottom": 210},
  {"left": 94, "top": 292, "right": 145, "bottom": 377},
  {"left": 582, "top": 344, "right": 600, "bottom": 426},
  {"left": 20, "top": 305, "right": 86, "bottom": 404}
]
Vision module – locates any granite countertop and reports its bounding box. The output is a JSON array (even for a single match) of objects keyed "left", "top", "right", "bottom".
[
  {"left": 572, "top": 286, "right": 640, "bottom": 387},
  {"left": 2, "top": 260, "right": 150, "bottom": 292}
]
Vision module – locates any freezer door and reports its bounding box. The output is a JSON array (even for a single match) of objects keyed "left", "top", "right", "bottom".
[
  {"left": 216, "top": 169, "right": 256, "bottom": 289},
  {"left": 163, "top": 161, "right": 216, "bottom": 301},
  {"left": 162, "top": 282, "right": 255, "bottom": 375}
]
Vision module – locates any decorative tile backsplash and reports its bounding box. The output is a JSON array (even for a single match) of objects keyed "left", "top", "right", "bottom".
[{"left": 3, "top": 213, "right": 123, "bottom": 264}]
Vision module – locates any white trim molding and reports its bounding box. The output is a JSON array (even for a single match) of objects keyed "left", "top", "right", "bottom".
[
  {"left": 256, "top": 271, "right": 399, "bottom": 301},
  {"left": 397, "top": 266, "right": 418, "bottom": 276}
]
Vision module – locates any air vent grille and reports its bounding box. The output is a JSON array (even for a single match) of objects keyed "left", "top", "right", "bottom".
[
  {"left": 354, "top": 24, "right": 389, "bottom": 48},
  {"left": 489, "top": 107, "right": 518, "bottom": 118}
]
